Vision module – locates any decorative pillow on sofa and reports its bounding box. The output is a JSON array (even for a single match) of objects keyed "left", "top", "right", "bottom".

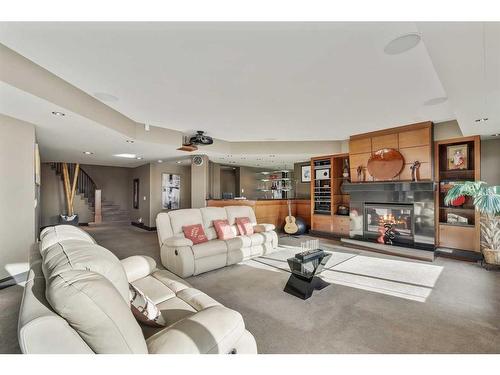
[
  {"left": 235, "top": 217, "right": 254, "bottom": 236},
  {"left": 129, "top": 284, "right": 166, "bottom": 327},
  {"left": 213, "top": 219, "right": 235, "bottom": 240},
  {"left": 182, "top": 224, "right": 208, "bottom": 244}
]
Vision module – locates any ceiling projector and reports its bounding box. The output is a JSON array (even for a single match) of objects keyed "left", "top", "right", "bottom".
[{"left": 189, "top": 131, "right": 214, "bottom": 145}]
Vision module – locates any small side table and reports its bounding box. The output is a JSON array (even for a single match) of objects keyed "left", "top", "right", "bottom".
[{"left": 283, "top": 250, "right": 331, "bottom": 300}]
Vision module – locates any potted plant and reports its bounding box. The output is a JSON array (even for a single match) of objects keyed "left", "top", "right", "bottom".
[
  {"left": 445, "top": 181, "right": 500, "bottom": 265},
  {"left": 59, "top": 162, "right": 80, "bottom": 226}
]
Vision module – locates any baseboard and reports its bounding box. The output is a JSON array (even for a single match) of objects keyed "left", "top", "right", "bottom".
[
  {"left": 0, "top": 272, "right": 28, "bottom": 290},
  {"left": 131, "top": 222, "right": 157, "bottom": 231},
  {"left": 341, "top": 238, "right": 435, "bottom": 262},
  {"left": 435, "top": 247, "right": 483, "bottom": 262}
]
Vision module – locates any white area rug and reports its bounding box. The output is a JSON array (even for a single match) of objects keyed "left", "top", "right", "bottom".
[{"left": 255, "top": 245, "right": 443, "bottom": 302}]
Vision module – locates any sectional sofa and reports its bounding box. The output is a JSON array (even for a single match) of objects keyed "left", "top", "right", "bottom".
[
  {"left": 156, "top": 206, "right": 279, "bottom": 278},
  {"left": 18, "top": 225, "right": 257, "bottom": 354}
]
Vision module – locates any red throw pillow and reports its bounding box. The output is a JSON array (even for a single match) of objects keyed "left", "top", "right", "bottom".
[
  {"left": 182, "top": 224, "right": 208, "bottom": 245},
  {"left": 213, "top": 219, "right": 235, "bottom": 240},
  {"left": 235, "top": 217, "right": 254, "bottom": 236}
]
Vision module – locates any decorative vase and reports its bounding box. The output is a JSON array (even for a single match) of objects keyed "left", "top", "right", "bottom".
[
  {"left": 59, "top": 214, "right": 79, "bottom": 226},
  {"left": 483, "top": 248, "right": 500, "bottom": 265},
  {"left": 342, "top": 159, "right": 350, "bottom": 178}
]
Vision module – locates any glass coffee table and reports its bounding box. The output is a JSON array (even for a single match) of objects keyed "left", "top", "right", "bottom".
[{"left": 283, "top": 249, "right": 331, "bottom": 300}]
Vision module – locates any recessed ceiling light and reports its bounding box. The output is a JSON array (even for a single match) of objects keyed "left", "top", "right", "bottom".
[
  {"left": 83, "top": 151, "right": 94, "bottom": 155},
  {"left": 158, "top": 160, "right": 163, "bottom": 163},
  {"left": 424, "top": 97, "right": 448, "bottom": 106},
  {"left": 269, "top": 155, "right": 276, "bottom": 158},
  {"left": 492, "top": 133, "right": 499, "bottom": 137},
  {"left": 51, "top": 111, "right": 65, "bottom": 116},
  {"left": 384, "top": 33, "right": 421, "bottom": 55},
  {"left": 136, "top": 157, "right": 143, "bottom": 160},
  {"left": 114, "top": 153, "right": 137, "bottom": 159},
  {"left": 177, "top": 161, "right": 182, "bottom": 164},
  {"left": 475, "top": 118, "right": 488, "bottom": 123},
  {"left": 126, "top": 140, "right": 135, "bottom": 144},
  {"left": 94, "top": 92, "right": 119, "bottom": 102}
]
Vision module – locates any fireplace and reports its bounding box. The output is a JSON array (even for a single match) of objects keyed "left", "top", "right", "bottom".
[
  {"left": 342, "top": 181, "right": 436, "bottom": 251},
  {"left": 364, "top": 203, "right": 414, "bottom": 246}
]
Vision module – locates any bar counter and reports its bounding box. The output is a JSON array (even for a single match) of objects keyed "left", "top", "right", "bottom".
[{"left": 206, "top": 199, "right": 311, "bottom": 229}]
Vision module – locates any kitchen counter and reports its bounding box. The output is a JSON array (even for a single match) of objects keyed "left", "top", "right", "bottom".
[{"left": 206, "top": 199, "right": 311, "bottom": 229}]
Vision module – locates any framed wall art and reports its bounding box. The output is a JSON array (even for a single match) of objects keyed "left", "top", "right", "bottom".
[{"left": 162, "top": 173, "right": 180, "bottom": 210}]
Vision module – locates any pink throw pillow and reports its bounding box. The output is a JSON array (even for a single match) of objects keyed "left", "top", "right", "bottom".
[
  {"left": 182, "top": 224, "right": 208, "bottom": 245},
  {"left": 213, "top": 219, "right": 235, "bottom": 240},
  {"left": 235, "top": 217, "right": 254, "bottom": 236}
]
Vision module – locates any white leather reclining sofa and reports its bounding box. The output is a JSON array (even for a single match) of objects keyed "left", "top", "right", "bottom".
[
  {"left": 156, "top": 206, "right": 278, "bottom": 278},
  {"left": 18, "top": 225, "right": 257, "bottom": 354}
]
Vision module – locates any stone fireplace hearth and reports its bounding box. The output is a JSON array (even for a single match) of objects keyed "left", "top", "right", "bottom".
[{"left": 342, "top": 181, "right": 436, "bottom": 251}]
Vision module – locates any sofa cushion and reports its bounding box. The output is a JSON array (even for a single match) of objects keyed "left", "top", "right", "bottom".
[
  {"left": 146, "top": 306, "right": 245, "bottom": 354},
  {"left": 169, "top": 209, "right": 204, "bottom": 234},
  {"left": 200, "top": 207, "right": 228, "bottom": 229},
  {"left": 46, "top": 270, "right": 148, "bottom": 354},
  {"left": 42, "top": 240, "right": 130, "bottom": 303},
  {"left": 183, "top": 224, "right": 208, "bottom": 245},
  {"left": 40, "top": 225, "right": 95, "bottom": 254},
  {"left": 225, "top": 235, "right": 252, "bottom": 251},
  {"left": 192, "top": 240, "right": 228, "bottom": 259},
  {"left": 225, "top": 206, "right": 257, "bottom": 225},
  {"left": 213, "top": 219, "right": 235, "bottom": 240},
  {"left": 129, "top": 284, "right": 167, "bottom": 327},
  {"left": 253, "top": 223, "right": 276, "bottom": 233},
  {"left": 235, "top": 217, "right": 254, "bottom": 236},
  {"left": 41, "top": 239, "right": 147, "bottom": 354},
  {"left": 249, "top": 233, "right": 266, "bottom": 246}
]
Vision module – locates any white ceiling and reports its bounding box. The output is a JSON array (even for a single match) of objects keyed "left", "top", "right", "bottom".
[
  {"left": 0, "top": 82, "right": 312, "bottom": 168},
  {"left": 0, "top": 22, "right": 455, "bottom": 142},
  {"left": 417, "top": 22, "right": 500, "bottom": 138},
  {"left": 1, "top": 22, "right": 498, "bottom": 170}
]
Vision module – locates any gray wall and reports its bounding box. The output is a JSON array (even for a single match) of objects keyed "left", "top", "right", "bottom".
[
  {"left": 481, "top": 138, "right": 500, "bottom": 186},
  {"left": 81, "top": 164, "right": 130, "bottom": 209},
  {"left": 0, "top": 115, "right": 36, "bottom": 280},
  {"left": 129, "top": 164, "right": 151, "bottom": 226},
  {"left": 150, "top": 161, "right": 191, "bottom": 225},
  {"left": 294, "top": 161, "right": 311, "bottom": 199},
  {"left": 220, "top": 168, "right": 237, "bottom": 197},
  {"left": 40, "top": 163, "right": 93, "bottom": 226}
]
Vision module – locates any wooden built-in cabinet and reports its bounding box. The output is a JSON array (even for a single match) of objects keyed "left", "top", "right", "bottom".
[
  {"left": 434, "top": 136, "right": 481, "bottom": 252},
  {"left": 349, "top": 122, "right": 433, "bottom": 182},
  {"left": 310, "top": 153, "right": 350, "bottom": 237}
]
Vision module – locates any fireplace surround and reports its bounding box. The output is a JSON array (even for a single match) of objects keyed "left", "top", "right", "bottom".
[{"left": 342, "top": 181, "right": 436, "bottom": 251}]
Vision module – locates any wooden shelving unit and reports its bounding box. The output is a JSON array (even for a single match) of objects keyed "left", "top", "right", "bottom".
[
  {"left": 434, "top": 136, "right": 481, "bottom": 252},
  {"left": 310, "top": 153, "right": 350, "bottom": 237}
]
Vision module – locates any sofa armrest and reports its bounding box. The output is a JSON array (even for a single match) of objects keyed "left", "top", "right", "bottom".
[
  {"left": 146, "top": 306, "right": 245, "bottom": 354},
  {"left": 165, "top": 236, "right": 193, "bottom": 247},
  {"left": 160, "top": 244, "right": 195, "bottom": 278},
  {"left": 120, "top": 255, "right": 157, "bottom": 283},
  {"left": 253, "top": 223, "right": 276, "bottom": 233}
]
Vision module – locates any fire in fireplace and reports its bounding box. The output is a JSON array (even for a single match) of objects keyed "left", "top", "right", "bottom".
[{"left": 365, "top": 204, "right": 414, "bottom": 246}]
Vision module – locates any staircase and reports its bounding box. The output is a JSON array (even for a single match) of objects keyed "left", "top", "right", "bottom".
[
  {"left": 101, "top": 199, "right": 130, "bottom": 224},
  {"left": 50, "top": 163, "right": 130, "bottom": 225}
]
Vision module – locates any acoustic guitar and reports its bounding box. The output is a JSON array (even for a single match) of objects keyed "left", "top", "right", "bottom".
[{"left": 284, "top": 199, "right": 299, "bottom": 234}]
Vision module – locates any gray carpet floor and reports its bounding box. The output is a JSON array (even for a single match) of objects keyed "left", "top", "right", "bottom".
[{"left": 1, "top": 224, "right": 498, "bottom": 354}]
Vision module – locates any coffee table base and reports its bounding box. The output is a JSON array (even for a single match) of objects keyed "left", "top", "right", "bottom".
[{"left": 283, "top": 274, "right": 330, "bottom": 300}]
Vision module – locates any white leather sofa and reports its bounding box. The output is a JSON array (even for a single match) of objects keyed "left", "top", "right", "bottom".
[
  {"left": 18, "top": 225, "right": 257, "bottom": 354},
  {"left": 156, "top": 206, "right": 278, "bottom": 278}
]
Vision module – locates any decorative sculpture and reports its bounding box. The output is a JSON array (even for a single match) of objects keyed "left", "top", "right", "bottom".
[
  {"left": 410, "top": 160, "right": 421, "bottom": 182},
  {"left": 356, "top": 165, "right": 363, "bottom": 181}
]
